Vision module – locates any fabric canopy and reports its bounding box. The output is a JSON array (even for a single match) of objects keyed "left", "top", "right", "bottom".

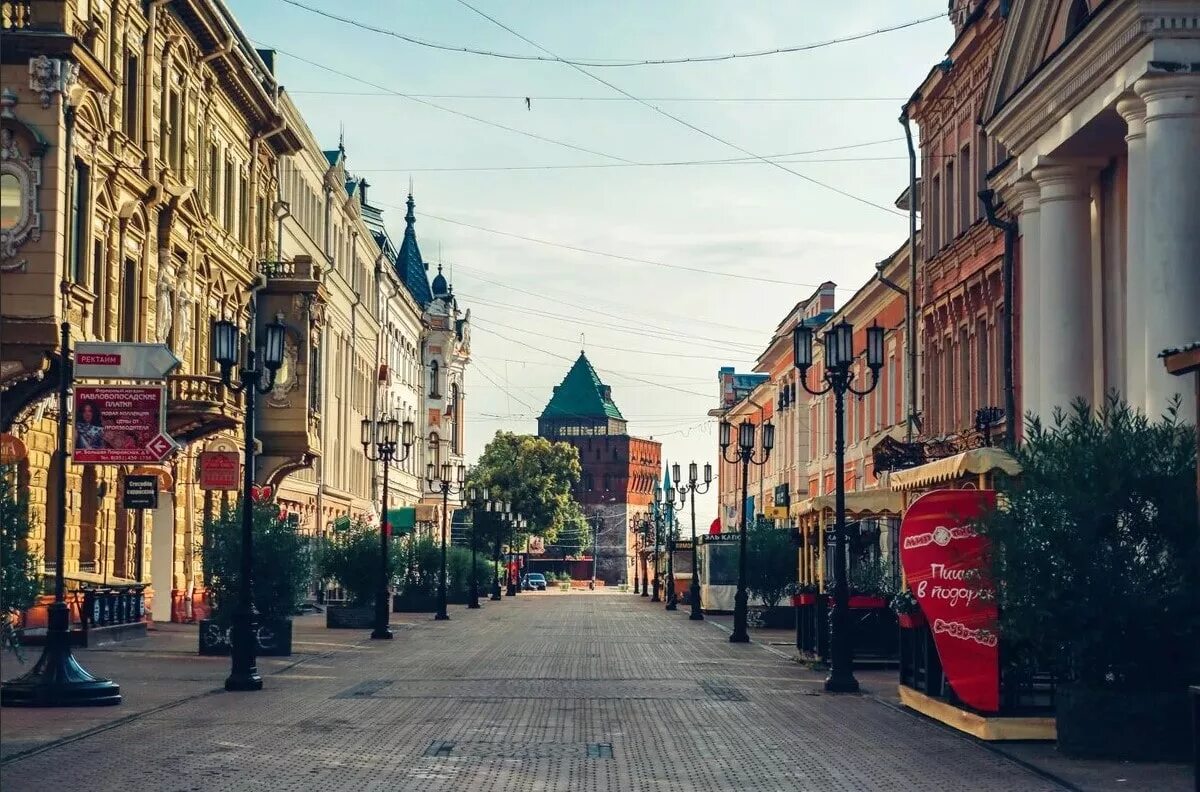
[
  {"left": 792, "top": 490, "right": 905, "bottom": 519},
  {"left": 888, "top": 447, "right": 1022, "bottom": 492}
]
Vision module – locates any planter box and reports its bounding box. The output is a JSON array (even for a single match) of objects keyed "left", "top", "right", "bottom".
[
  {"left": 1057, "top": 685, "right": 1191, "bottom": 761},
  {"left": 897, "top": 611, "right": 927, "bottom": 629},
  {"left": 325, "top": 605, "right": 374, "bottom": 629},
  {"left": 392, "top": 593, "right": 468, "bottom": 612},
  {"left": 847, "top": 595, "right": 888, "bottom": 609},
  {"left": 759, "top": 605, "right": 796, "bottom": 630},
  {"left": 792, "top": 593, "right": 817, "bottom": 606},
  {"left": 198, "top": 618, "right": 292, "bottom": 657}
]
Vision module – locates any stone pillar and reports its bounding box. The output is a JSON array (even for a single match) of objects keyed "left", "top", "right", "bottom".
[
  {"left": 1032, "top": 163, "right": 1095, "bottom": 418},
  {"left": 1136, "top": 73, "right": 1200, "bottom": 420},
  {"left": 1011, "top": 179, "right": 1042, "bottom": 424},
  {"left": 1117, "top": 95, "right": 1148, "bottom": 413}
]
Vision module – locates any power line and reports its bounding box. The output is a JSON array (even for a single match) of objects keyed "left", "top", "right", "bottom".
[
  {"left": 287, "top": 91, "right": 909, "bottom": 103},
  {"left": 455, "top": 0, "right": 908, "bottom": 219},
  {"left": 326, "top": 155, "right": 916, "bottom": 174},
  {"left": 280, "top": 0, "right": 943, "bottom": 67},
  {"left": 264, "top": 45, "right": 635, "bottom": 163},
  {"left": 410, "top": 210, "right": 824, "bottom": 287},
  {"left": 472, "top": 316, "right": 748, "bottom": 364}
]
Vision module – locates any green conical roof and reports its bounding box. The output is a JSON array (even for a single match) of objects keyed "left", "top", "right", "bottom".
[{"left": 540, "top": 353, "right": 624, "bottom": 421}]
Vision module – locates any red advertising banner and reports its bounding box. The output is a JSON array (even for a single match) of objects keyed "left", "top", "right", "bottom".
[
  {"left": 198, "top": 451, "right": 240, "bottom": 491},
  {"left": 73, "top": 385, "right": 175, "bottom": 464},
  {"left": 899, "top": 488, "right": 999, "bottom": 713}
]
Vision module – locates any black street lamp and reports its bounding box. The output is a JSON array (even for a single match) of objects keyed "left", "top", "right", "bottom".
[
  {"left": 719, "top": 417, "right": 775, "bottom": 643},
  {"left": 674, "top": 461, "right": 713, "bottom": 621},
  {"left": 1, "top": 86, "right": 124, "bottom": 708},
  {"left": 656, "top": 481, "right": 684, "bottom": 611},
  {"left": 210, "top": 311, "right": 287, "bottom": 689},
  {"left": 629, "top": 514, "right": 643, "bottom": 597},
  {"left": 649, "top": 494, "right": 663, "bottom": 603},
  {"left": 427, "top": 461, "right": 466, "bottom": 620},
  {"left": 361, "top": 412, "right": 414, "bottom": 639},
  {"left": 490, "top": 500, "right": 511, "bottom": 600},
  {"left": 794, "top": 319, "right": 885, "bottom": 693},
  {"left": 506, "top": 514, "right": 526, "bottom": 596},
  {"left": 464, "top": 484, "right": 494, "bottom": 610}
]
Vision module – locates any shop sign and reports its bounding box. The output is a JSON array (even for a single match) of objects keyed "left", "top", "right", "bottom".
[
  {"left": 74, "top": 341, "right": 180, "bottom": 380},
  {"left": 130, "top": 466, "right": 174, "bottom": 491},
  {"left": 899, "top": 488, "right": 999, "bottom": 713},
  {"left": 72, "top": 385, "right": 177, "bottom": 464},
  {"left": 199, "top": 451, "right": 241, "bottom": 491},
  {"left": 701, "top": 531, "right": 740, "bottom": 545},
  {"left": 0, "top": 433, "right": 27, "bottom": 464},
  {"left": 122, "top": 475, "right": 159, "bottom": 509}
]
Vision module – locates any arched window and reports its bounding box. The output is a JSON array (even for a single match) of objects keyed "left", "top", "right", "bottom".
[
  {"left": 429, "top": 359, "right": 440, "bottom": 397},
  {"left": 449, "top": 382, "right": 460, "bottom": 454}
]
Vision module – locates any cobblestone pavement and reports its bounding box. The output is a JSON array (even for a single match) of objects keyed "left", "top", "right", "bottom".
[{"left": 0, "top": 594, "right": 1069, "bottom": 791}]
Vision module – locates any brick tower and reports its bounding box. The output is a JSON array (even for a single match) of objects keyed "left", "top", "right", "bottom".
[{"left": 538, "top": 353, "right": 661, "bottom": 584}]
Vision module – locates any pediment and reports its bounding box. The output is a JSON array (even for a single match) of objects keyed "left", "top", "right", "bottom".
[{"left": 983, "top": 0, "right": 1068, "bottom": 122}]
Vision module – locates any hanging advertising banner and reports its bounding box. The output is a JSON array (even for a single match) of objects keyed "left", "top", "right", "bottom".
[
  {"left": 198, "top": 451, "right": 241, "bottom": 491},
  {"left": 899, "top": 488, "right": 999, "bottom": 713},
  {"left": 72, "top": 385, "right": 176, "bottom": 464}
]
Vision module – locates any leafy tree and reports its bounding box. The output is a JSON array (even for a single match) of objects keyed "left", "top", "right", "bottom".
[
  {"left": 201, "top": 500, "right": 311, "bottom": 623},
  {"left": 316, "top": 520, "right": 402, "bottom": 606},
  {"left": 977, "top": 397, "right": 1199, "bottom": 692},
  {"left": 745, "top": 518, "right": 796, "bottom": 615},
  {"left": 1, "top": 466, "right": 39, "bottom": 655},
  {"left": 469, "top": 432, "right": 585, "bottom": 543},
  {"left": 396, "top": 533, "right": 441, "bottom": 598}
]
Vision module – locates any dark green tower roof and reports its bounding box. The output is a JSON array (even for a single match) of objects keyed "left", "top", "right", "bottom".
[{"left": 540, "top": 353, "right": 624, "bottom": 422}]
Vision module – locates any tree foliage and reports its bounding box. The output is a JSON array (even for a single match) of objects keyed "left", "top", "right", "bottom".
[
  {"left": 201, "top": 500, "right": 311, "bottom": 623},
  {"left": 977, "top": 397, "right": 1199, "bottom": 691},
  {"left": 468, "top": 432, "right": 585, "bottom": 543},
  {"left": 315, "top": 520, "right": 401, "bottom": 606},
  {"left": 745, "top": 518, "right": 796, "bottom": 614},
  {"left": 1, "top": 466, "right": 40, "bottom": 655}
]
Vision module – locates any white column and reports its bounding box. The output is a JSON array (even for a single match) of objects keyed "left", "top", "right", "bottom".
[
  {"left": 1011, "top": 179, "right": 1042, "bottom": 424},
  {"left": 1033, "top": 163, "right": 1095, "bottom": 419},
  {"left": 1116, "top": 95, "right": 1148, "bottom": 413},
  {"left": 1136, "top": 73, "right": 1200, "bottom": 420}
]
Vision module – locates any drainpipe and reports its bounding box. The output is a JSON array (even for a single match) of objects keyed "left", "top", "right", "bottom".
[
  {"left": 899, "top": 106, "right": 920, "bottom": 442},
  {"left": 979, "top": 188, "right": 1017, "bottom": 452},
  {"left": 199, "top": 20, "right": 235, "bottom": 65},
  {"left": 875, "top": 259, "right": 910, "bottom": 442}
]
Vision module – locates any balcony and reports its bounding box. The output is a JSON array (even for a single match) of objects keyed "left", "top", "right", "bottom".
[
  {"left": 167, "top": 374, "right": 243, "bottom": 444},
  {"left": 2, "top": 2, "right": 33, "bottom": 30}
]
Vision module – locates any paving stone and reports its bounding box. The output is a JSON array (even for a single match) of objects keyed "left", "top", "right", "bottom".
[{"left": 0, "top": 594, "right": 1064, "bottom": 791}]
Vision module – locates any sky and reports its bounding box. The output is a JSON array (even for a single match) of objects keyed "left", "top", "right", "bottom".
[{"left": 226, "top": 0, "right": 954, "bottom": 520}]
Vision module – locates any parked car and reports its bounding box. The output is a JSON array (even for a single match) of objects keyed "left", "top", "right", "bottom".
[{"left": 522, "top": 573, "right": 547, "bottom": 591}]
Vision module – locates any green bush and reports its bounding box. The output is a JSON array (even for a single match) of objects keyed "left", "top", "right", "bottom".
[
  {"left": 745, "top": 519, "right": 796, "bottom": 614},
  {"left": 396, "top": 534, "right": 441, "bottom": 598},
  {"left": 316, "top": 521, "right": 402, "bottom": 606},
  {"left": 1, "top": 466, "right": 40, "bottom": 655},
  {"left": 978, "top": 397, "right": 1199, "bottom": 692},
  {"left": 201, "top": 500, "right": 310, "bottom": 623}
]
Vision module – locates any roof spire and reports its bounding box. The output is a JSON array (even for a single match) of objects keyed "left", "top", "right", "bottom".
[{"left": 338, "top": 122, "right": 345, "bottom": 153}]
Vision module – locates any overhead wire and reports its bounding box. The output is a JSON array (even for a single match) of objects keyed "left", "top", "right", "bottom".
[
  {"left": 455, "top": 0, "right": 910, "bottom": 219},
  {"left": 286, "top": 91, "right": 909, "bottom": 103},
  {"left": 472, "top": 316, "right": 750, "bottom": 363},
  {"left": 279, "top": 0, "right": 943, "bottom": 67}
]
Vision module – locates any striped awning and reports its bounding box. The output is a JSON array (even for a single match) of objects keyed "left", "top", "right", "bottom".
[
  {"left": 793, "top": 490, "right": 905, "bottom": 519},
  {"left": 888, "top": 447, "right": 1022, "bottom": 492}
]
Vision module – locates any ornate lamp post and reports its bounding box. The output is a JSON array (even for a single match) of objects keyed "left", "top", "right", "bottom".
[
  {"left": 506, "top": 514, "right": 526, "bottom": 596},
  {"left": 464, "top": 484, "right": 493, "bottom": 609},
  {"left": 649, "top": 493, "right": 663, "bottom": 603},
  {"left": 629, "top": 514, "right": 642, "bottom": 596},
  {"left": 674, "top": 461, "right": 713, "bottom": 621},
  {"left": 490, "top": 500, "right": 510, "bottom": 600},
  {"left": 794, "top": 319, "right": 885, "bottom": 693},
  {"left": 656, "top": 481, "right": 684, "bottom": 611},
  {"left": 426, "top": 461, "right": 466, "bottom": 620},
  {"left": 718, "top": 417, "right": 775, "bottom": 643},
  {"left": 361, "top": 413, "right": 414, "bottom": 638},
  {"left": 1, "top": 81, "right": 123, "bottom": 708}
]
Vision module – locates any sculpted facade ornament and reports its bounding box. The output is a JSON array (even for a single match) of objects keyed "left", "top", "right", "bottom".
[
  {"left": 156, "top": 251, "right": 175, "bottom": 343},
  {"left": 28, "top": 56, "right": 79, "bottom": 108},
  {"left": 0, "top": 123, "right": 44, "bottom": 272}
]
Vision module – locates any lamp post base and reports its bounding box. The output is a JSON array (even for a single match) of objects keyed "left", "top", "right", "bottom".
[
  {"left": 823, "top": 672, "right": 860, "bottom": 693},
  {"left": 689, "top": 584, "right": 703, "bottom": 620},
  {"left": 224, "top": 671, "right": 263, "bottom": 692},
  {"left": 665, "top": 601, "right": 677, "bottom": 611},
  {"left": 728, "top": 632, "right": 749, "bottom": 643},
  {"left": 1, "top": 607, "right": 121, "bottom": 707},
  {"left": 434, "top": 614, "right": 450, "bottom": 621},
  {"left": 490, "top": 586, "right": 502, "bottom": 601},
  {"left": 467, "top": 601, "right": 481, "bottom": 609},
  {"left": 371, "top": 627, "right": 394, "bottom": 640}
]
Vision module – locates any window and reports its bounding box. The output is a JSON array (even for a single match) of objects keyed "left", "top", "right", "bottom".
[
  {"left": 975, "top": 131, "right": 988, "bottom": 221},
  {"left": 120, "top": 257, "right": 138, "bottom": 341},
  {"left": 978, "top": 320, "right": 990, "bottom": 406},
  {"left": 69, "top": 160, "right": 90, "bottom": 283},
  {"left": 928, "top": 175, "right": 942, "bottom": 255},
  {"left": 91, "top": 238, "right": 105, "bottom": 336},
  {"left": 449, "top": 382, "right": 460, "bottom": 454},
  {"left": 1067, "top": 0, "right": 1089, "bottom": 34},
  {"left": 959, "top": 144, "right": 971, "bottom": 233},
  {"left": 888, "top": 356, "right": 898, "bottom": 426},
  {"left": 945, "top": 160, "right": 956, "bottom": 241},
  {"left": 238, "top": 171, "right": 248, "bottom": 244},
  {"left": 223, "top": 159, "right": 234, "bottom": 230},
  {"left": 207, "top": 144, "right": 219, "bottom": 216},
  {"left": 165, "top": 88, "right": 182, "bottom": 171},
  {"left": 959, "top": 328, "right": 971, "bottom": 427},
  {"left": 429, "top": 360, "right": 440, "bottom": 397},
  {"left": 123, "top": 55, "right": 140, "bottom": 143}
]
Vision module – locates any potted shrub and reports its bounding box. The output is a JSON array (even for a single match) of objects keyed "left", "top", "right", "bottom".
[
  {"left": 1, "top": 465, "right": 40, "bottom": 657},
  {"left": 977, "top": 398, "right": 1199, "bottom": 761},
  {"left": 745, "top": 519, "right": 797, "bottom": 628},
  {"left": 890, "top": 590, "right": 924, "bottom": 628},
  {"left": 847, "top": 557, "right": 893, "bottom": 609},
  {"left": 199, "top": 500, "right": 310, "bottom": 656},
  {"left": 317, "top": 521, "right": 397, "bottom": 628},
  {"left": 558, "top": 573, "right": 571, "bottom": 592}
]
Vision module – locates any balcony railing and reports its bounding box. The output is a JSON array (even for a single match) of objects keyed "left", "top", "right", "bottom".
[
  {"left": 2, "top": 1, "right": 33, "bottom": 30},
  {"left": 167, "top": 374, "right": 243, "bottom": 442}
]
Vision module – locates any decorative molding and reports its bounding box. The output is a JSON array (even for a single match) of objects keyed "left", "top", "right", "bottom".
[
  {"left": 28, "top": 56, "right": 79, "bottom": 109},
  {"left": 0, "top": 120, "right": 44, "bottom": 271}
]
